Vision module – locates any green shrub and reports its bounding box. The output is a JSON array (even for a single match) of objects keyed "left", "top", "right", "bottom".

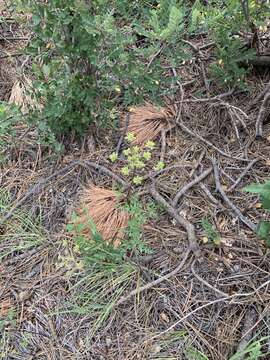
[
  {"left": 12, "top": 0, "right": 269, "bottom": 141},
  {"left": 190, "top": 0, "right": 269, "bottom": 88},
  {"left": 15, "top": 0, "right": 188, "bottom": 140}
]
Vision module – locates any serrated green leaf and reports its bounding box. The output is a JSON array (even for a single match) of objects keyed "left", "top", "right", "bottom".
[
  {"left": 243, "top": 184, "right": 265, "bottom": 194},
  {"left": 261, "top": 196, "right": 270, "bottom": 211},
  {"left": 160, "top": 5, "right": 183, "bottom": 40},
  {"left": 257, "top": 221, "right": 270, "bottom": 240}
]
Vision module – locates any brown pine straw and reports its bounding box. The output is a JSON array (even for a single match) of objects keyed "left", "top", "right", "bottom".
[
  {"left": 76, "top": 186, "right": 129, "bottom": 248},
  {"left": 125, "top": 103, "right": 174, "bottom": 145}
]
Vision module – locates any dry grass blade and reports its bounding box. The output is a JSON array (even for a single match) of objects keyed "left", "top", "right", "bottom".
[
  {"left": 125, "top": 103, "right": 174, "bottom": 145},
  {"left": 77, "top": 186, "right": 129, "bottom": 248},
  {"left": 9, "top": 77, "right": 39, "bottom": 114}
]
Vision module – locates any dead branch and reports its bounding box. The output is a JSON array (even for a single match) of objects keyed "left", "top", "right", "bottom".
[
  {"left": 191, "top": 260, "right": 228, "bottom": 298},
  {"left": 249, "top": 80, "right": 270, "bottom": 110},
  {"left": 199, "top": 59, "right": 210, "bottom": 97},
  {"left": 236, "top": 306, "right": 257, "bottom": 359},
  {"left": 176, "top": 89, "right": 237, "bottom": 103},
  {"left": 189, "top": 150, "right": 206, "bottom": 178},
  {"left": 172, "top": 167, "right": 213, "bottom": 207},
  {"left": 211, "top": 159, "right": 256, "bottom": 232},
  {"left": 160, "top": 129, "right": 166, "bottom": 163},
  {"left": 255, "top": 89, "right": 270, "bottom": 138},
  {"left": 116, "top": 113, "right": 130, "bottom": 156},
  {"left": 81, "top": 160, "right": 129, "bottom": 187},
  {"left": 199, "top": 183, "right": 219, "bottom": 205},
  {"left": 144, "top": 163, "right": 193, "bottom": 181},
  {"left": 150, "top": 182, "right": 203, "bottom": 260},
  {"left": 228, "top": 158, "right": 259, "bottom": 192}
]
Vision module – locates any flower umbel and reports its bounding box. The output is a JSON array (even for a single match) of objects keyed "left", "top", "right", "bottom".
[
  {"left": 125, "top": 132, "right": 136, "bottom": 143},
  {"left": 109, "top": 152, "right": 118, "bottom": 162},
  {"left": 133, "top": 176, "right": 143, "bottom": 185}
]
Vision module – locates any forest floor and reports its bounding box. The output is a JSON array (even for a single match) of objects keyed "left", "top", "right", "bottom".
[{"left": 0, "top": 5, "right": 270, "bottom": 360}]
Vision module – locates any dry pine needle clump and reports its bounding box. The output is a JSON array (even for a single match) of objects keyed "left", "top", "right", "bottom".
[
  {"left": 76, "top": 186, "right": 129, "bottom": 248},
  {"left": 125, "top": 103, "right": 174, "bottom": 145}
]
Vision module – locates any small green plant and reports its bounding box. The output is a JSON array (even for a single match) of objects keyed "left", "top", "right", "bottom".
[
  {"left": 67, "top": 196, "right": 157, "bottom": 266},
  {"left": 244, "top": 180, "right": 270, "bottom": 246},
  {"left": 0, "top": 103, "right": 21, "bottom": 160},
  {"left": 185, "top": 337, "right": 268, "bottom": 360},
  {"left": 109, "top": 134, "right": 165, "bottom": 185},
  {"left": 230, "top": 336, "right": 269, "bottom": 360},
  {"left": 0, "top": 190, "right": 45, "bottom": 259},
  {"left": 185, "top": 347, "right": 209, "bottom": 360},
  {"left": 0, "top": 307, "right": 17, "bottom": 331},
  {"left": 63, "top": 196, "right": 158, "bottom": 336},
  {"left": 201, "top": 217, "right": 221, "bottom": 245}
]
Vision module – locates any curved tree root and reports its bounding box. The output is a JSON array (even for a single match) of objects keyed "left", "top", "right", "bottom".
[{"left": 150, "top": 182, "right": 203, "bottom": 261}]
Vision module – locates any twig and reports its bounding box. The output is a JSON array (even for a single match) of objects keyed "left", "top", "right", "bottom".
[
  {"left": 0, "top": 52, "right": 23, "bottom": 60},
  {"left": 199, "top": 42, "right": 215, "bottom": 50},
  {"left": 249, "top": 80, "right": 270, "bottom": 110},
  {"left": 199, "top": 183, "right": 219, "bottom": 205},
  {"left": 143, "top": 163, "right": 193, "bottom": 181},
  {"left": 175, "top": 111, "right": 249, "bottom": 162},
  {"left": 191, "top": 260, "right": 228, "bottom": 298},
  {"left": 150, "top": 183, "right": 202, "bottom": 260},
  {"left": 199, "top": 59, "right": 210, "bottom": 97},
  {"left": 116, "top": 113, "right": 130, "bottom": 156},
  {"left": 211, "top": 159, "right": 256, "bottom": 231},
  {"left": 228, "top": 158, "right": 259, "bottom": 192},
  {"left": 175, "top": 89, "right": 237, "bottom": 103},
  {"left": 236, "top": 306, "right": 257, "bottom": 359},
  {"left": 255, "top": 89, "right": 270, "bottom": 138},
  {"left": 160, "top": 129, "right": 166, "bottom": 163},
  {"left": 228, "top": 108, "right": 241, "bottom": 144},
  {"left": 0, "top": 160, "right": 128, "bottom": 225},
  {"left": 172, "top": 168, "right": 212, "bottom": 207},
  {"left": 147, "top": 44, "right": 165, "bottom": 69},
  {"left": 182, "top": 39, "right": 201, "bottom": 55},
  {"left": 171, "top": 67, "right": 184, "bottom": 117},
  {"left": 80, "top": 160, "right": 129, "bottom": 187},
  {"left": 189, "top": 150, "right": 206, "bottom": 178},
  {"left": 115, "top": 249, "right": 191, "bottom": 307}
]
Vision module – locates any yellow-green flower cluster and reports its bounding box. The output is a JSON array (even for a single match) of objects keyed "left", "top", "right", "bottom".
[{"left": 109, "top": 133, "right": 165, "bottom": 186}]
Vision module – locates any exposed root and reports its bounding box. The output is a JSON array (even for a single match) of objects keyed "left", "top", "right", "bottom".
[
  {"left": 172, "top": 167, "right": 212, "bottom": 207},
  {"left": 211, "top": 159, "right": 256, "bottom": 232},
  {"left": 150, "top": 182, "right": 203, "bottom": 260}
]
